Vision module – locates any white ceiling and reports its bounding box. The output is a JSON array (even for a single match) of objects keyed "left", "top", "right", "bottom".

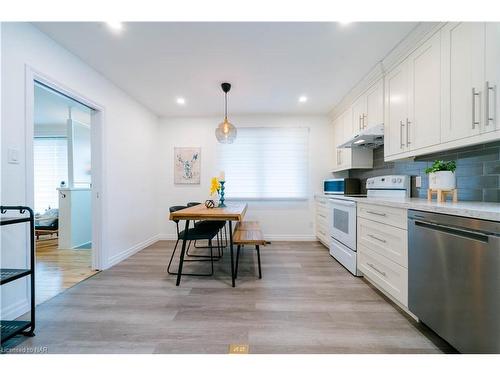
[{"left": 33, "top": 22, "right": 418, "bottom": 117}]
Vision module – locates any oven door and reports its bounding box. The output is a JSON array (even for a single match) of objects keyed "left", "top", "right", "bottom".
[{"left": 330, "top": 199, "right": 357, "bottom": 250}]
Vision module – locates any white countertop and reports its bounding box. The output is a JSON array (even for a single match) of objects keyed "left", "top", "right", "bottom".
[{"left": 315, "top": 193, "right": 500, "bottom": 222}]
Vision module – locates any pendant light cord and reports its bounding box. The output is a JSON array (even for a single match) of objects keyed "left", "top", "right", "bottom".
[{"left": 224, "top": 92, "right": 228, "bottom": 119}]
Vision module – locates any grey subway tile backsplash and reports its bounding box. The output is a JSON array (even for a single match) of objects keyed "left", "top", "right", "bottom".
[{"left": 348, "top": 141, "right": 500, "bottom": 202}]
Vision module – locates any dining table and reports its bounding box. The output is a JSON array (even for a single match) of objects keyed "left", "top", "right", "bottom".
[{"left": 169, "top": 202, "right": 248, "bottom": 287}]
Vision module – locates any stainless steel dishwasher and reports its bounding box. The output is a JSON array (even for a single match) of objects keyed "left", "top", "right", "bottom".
[{"left": 408, "top": 210, "right": 500, "bottom": 353}]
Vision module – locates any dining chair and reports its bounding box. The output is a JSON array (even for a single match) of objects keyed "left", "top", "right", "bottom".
[
  {"left": 167, "top": 206, "right": 222, "bottom": 278},
  {"left": 186, "top": 201, "right": 227, "bottom": 257}
]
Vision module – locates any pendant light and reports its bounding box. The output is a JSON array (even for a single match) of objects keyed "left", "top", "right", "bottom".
[{"left": 215, "top": 82, "right": 237, "bottom": 143}]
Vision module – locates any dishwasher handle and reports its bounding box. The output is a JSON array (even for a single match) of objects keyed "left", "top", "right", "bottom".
[{"left": 414, "top": 220, "right": 491, "bottom": 243}]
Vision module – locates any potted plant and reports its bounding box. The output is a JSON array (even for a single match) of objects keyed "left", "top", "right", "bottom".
[{"left": 425, "top": 160, "right": 457, "bottom": 190}]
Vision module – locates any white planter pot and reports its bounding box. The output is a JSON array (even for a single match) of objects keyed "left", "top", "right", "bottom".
[{"left": 428, "top": 171, "right": 456, "bottom": 190}]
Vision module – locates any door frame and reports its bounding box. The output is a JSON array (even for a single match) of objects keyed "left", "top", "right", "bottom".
[{"left": 25, "top": 65, "right": 106, "bottom": 270}]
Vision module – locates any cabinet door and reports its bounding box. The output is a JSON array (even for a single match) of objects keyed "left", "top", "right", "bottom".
[
  {"left": 384, "top": 61, "right": 409, "bottom": 157},
  {"left": 333, "top": 117, "right": 343, "bottom": 167},
  {"left": 408, "top": 31, "right": 442, "bottom": 150},
  {"left": 484, "top": 22, "right": 500, "bottom": 134},
  {"left": 341, "top": 110, "right": 352, "bottom": 168},
  {"left": 366, "top": 79, "right": 384, "bottom": 128},
  {"left": 441, "top": 22, "right": 485, "bottom": 142},
  {"left": 351, "top": 94, "right": 367, "bottom": 134}
]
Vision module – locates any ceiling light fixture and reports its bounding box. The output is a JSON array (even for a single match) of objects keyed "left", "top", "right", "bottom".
[
  {"left": 106, "top": 22, "right": 124, "bottom": 32},
  {"left": 215, "top": 82, "right": 237, "bottom": 144},
  {"left": 176, "top": 97, "right": 186, "bottom": 105},
  {"left": 338, "top": 21, "right": 353, "bottom": 27},
  {"left": 299, "top": 96, "right": 308, "bottom": 103}
]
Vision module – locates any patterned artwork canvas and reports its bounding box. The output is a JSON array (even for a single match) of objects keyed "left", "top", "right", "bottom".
[{"left": 174, "top": 147, "right": 201, "bottom": 184}]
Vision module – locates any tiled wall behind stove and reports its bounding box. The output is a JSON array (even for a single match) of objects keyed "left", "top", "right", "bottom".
[{"left": 348, "top": 141, "right": 500, "bottom": 202}]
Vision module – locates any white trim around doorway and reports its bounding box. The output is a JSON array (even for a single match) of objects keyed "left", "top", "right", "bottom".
[{"left": 24, "top": 65, "right": 106, "bottom": 270}]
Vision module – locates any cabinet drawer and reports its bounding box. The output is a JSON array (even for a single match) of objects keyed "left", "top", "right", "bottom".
[
  {"left": 358, "top": 244, "right": 408, "bottom": 307},
  {"left": 316, "top": 197, "right": 328, "bottom": 207},
  {"left": 316, "top": 208, "right": 329, "bottom": 222},
  {"left": 358, "top": 203, "right": 407, "bottom": 230},
  {"left": 358, "top": 217, "right": 408, "bottom": 267}
]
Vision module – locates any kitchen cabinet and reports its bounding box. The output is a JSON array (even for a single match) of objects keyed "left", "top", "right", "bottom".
[
  {"left": 357, "top": 203, "right": 409, "bottom": 308},
  {"left": 384, "top": 59, "right": 409, "bottom": 157},
  {"left": 441, "top": 22, "right": 485, "bottom": 142},
  {"left": 315, "top": 196, "right": 330, "bottom": 247},
  {"left": 332, "top": 110, "right": 373, "bottom": 172},
  {"left": 385, "top": 31, "right": 442, "bottom": 158},
  {"left": 351, "top": 78, "right": 384, "bottom": 134},
  {"left": 484, "top": 22, "right": 500, "bottom": 134}
]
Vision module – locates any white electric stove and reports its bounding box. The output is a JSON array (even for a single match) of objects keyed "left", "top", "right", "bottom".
[{"left": 328, "top": 175, "right": 410, "bottom": 276}]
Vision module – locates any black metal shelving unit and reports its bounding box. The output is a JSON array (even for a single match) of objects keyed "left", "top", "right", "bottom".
[{"left": 1, "top": 206, "right": 36, "bottom": 345}]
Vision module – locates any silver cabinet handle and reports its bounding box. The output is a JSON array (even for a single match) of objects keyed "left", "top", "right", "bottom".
[
  {"left": 485, "top": 81, "right": 495, "bottom": 125},
  {"left": 367, "top": 263, "right": 387, "bottom": 277},
  {"left": 359, "top": 115, "right": 363, "bottom": 131},
  {"left": 368, "top": 233, "right": 387, "bottom": 243},
  {"left": 400, "top": 120, "right": 404, "bottom": 148},
  {"left": 406, "top": 118, "right": 411, "bottom": 146},
  {"left": 363, "top": 113, "right": 367, "bottom": 129},
  {"left": 367, "top": 210, "right": 387, "bottom": 217},
  {"left": 319, "top": 230, "right": 326, "bottom": 235},
  {"left": 319, "top": 214, "right": 327, "bottom": 218},
  {"left": 472, "top": 87, "right": 480, "bottom": 129}
]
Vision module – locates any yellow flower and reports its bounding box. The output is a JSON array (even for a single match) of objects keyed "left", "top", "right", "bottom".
[{"left": 210, "top": 177, "right": 221, "bottom": 196}]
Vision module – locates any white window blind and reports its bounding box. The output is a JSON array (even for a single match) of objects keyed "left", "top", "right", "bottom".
[
  {"left": 217, "top": 127, "right": 309, "bottom": 199},
  {"left": 34, "top": 137, "right": 68, "bottom": 213}
]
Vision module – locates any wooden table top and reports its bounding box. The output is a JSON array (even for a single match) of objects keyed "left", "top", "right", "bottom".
[{"left": 169, "top": 202, "right": 248, "bottom": 221}]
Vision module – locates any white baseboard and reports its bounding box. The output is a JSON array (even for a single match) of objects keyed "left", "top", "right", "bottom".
[
  {"left": 106, "top": 234, "right": 160, "bottom": 268},
  {"left": 157, "top": 233, "right": 316, "bottom": 242},
  {"left": 1, "top": 298, "right": 30, "bottom": 320}
]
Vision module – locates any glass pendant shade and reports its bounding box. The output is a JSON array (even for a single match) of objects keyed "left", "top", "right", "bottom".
[
  {"left": 216, "top": 82, "right": 237, "bottom": 143},
  {"left": 215, "top": 117, "right": 237, "bottom": 143}
]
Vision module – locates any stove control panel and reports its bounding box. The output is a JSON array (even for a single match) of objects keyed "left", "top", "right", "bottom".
[{"left": 366, "top": 175, "right": 410, "bottom": 190}]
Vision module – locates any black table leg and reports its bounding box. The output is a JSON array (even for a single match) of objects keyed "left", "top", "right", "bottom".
[
  {"left": 176, "top": 219, "right": 190, "bottom": 286},
  {"left": 228, "top": 220, "right": 235, "bottom": 287}
]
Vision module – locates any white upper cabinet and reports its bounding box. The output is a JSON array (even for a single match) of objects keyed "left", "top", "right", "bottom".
[
  {"left": 485, "top": 22, "right": 500, "bottom": 134},
  {"left": 441, "top": 22, "right": 485, "bottom": 142},
  {"left": 408, "top": 31, "right": 442, "bottom": 150},
  {"left": 332, "top": 109, "right": 372, "bottom": 172},
  {"left": 366, "top": 79, "right": 384, "bottom": 128},
  {"left": 351, "top": 78, "right": 384, "bottom": 134},
  {"left": 384, "top": 60, "right": 409, "bottom": 157},
  {"left": 351, "top": 94, "right": 367, "bottom": 134}
]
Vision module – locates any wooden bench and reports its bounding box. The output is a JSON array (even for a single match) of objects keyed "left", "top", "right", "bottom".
[{"left": 233, "top": 221, "right": 266, "bottom": 279}]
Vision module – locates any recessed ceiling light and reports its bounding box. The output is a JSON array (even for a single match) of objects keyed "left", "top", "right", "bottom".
[
  {"left": 338, "top": 21, "right": 353, "bottom": 27},
  {"left": 106, "top": 22, "right": 124, "bottom": 32},
  {"left": 176, "top": 97, "right": 186, "bottom": 105},
  {"left": 298, "top": 96, "right": 308, "bottom": 103}
]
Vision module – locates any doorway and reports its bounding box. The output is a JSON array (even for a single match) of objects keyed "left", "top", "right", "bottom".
[{"left": 27, "top": 75, "right": 103, "bottom": 305}]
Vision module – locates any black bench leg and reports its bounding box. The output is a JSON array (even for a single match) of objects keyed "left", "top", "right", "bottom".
[
  {"left": 235, "top": 245, "right": 241, "bottom": 279},
  {"left": 256, "top": 245, "right": 262, "bottom": 279}
]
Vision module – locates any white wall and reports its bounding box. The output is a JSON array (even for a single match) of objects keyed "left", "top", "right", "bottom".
[
  {"left": 1, "top": 23, "right": 160, "bottom": 319},
  {"left": 157, "top": 115, "right": 332, "bottom": 240}
]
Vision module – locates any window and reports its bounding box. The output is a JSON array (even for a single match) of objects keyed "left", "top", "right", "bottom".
[
  {"left": 217, "top": 127, "right": 309, "bottom": 199},
  {"left": 34, "top": 137, "right": 68, "bottom": 213}
]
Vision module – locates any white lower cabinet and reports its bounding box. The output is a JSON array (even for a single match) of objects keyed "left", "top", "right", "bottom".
[
  {"left": 357, "top": 204, "right": 409, "bottom": 308},
  {"left": 358, "top": 244, "right": 408, "bottom": 307},
  {"left": 315, "top": 197, "right": 330, "bottom": 246}
]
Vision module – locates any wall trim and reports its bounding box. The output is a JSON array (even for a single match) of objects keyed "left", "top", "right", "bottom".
[
  {"left": 158, "top": 233, "right": 316, "bottom": 242},
  {"left": 106, "top": 234, "right": 160, "bottom": 268},
  {"left": 1, "top": 298, "right": 30, "bottom": 321}
]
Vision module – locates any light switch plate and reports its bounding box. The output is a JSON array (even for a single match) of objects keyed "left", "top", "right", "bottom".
[
  {"left": 415, "top": 176, "right": 422, "bottom": 188},
  {"left": 7, "top": 148, "right": 20, "bottom": 164}
]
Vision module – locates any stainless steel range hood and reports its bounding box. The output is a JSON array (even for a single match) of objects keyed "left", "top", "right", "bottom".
[{"left": 338, "top": 124, "right": 384, "bottom": 149}]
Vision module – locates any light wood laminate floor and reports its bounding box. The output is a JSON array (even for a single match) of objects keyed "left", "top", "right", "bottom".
[
  {"left": 35, "top": 238, "right": 98, "bottom": 305},
  {"left": 9, "top": 240, "right": 454, "bottom": 353}
]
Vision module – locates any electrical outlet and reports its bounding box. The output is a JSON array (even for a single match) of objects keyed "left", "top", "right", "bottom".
[{"left": 415, "top": 176, "right": 422, "bottom": 188}]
